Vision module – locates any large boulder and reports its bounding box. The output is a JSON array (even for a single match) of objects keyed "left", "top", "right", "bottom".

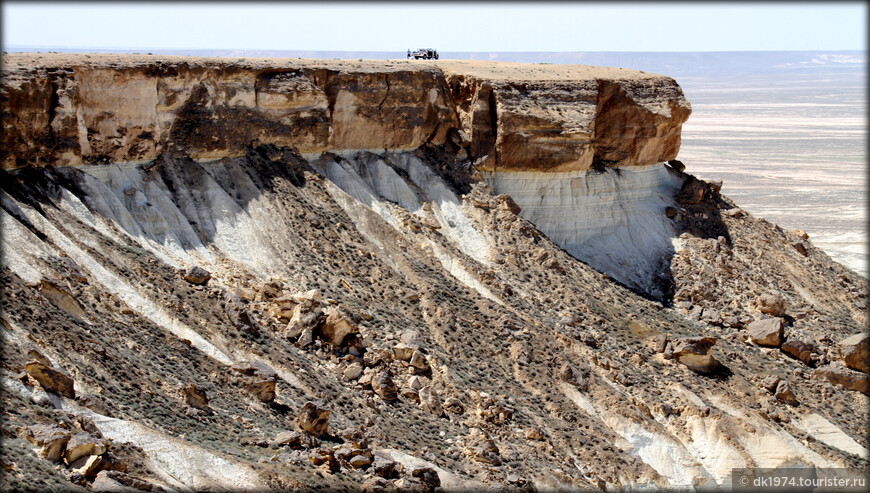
[
  {"left": 308, "top": 448, "right": 339, "bottom": 472},
  {"left": 343, "top": 362, "right": 363, "bottom": 381},
  {"left": 273, "top": 430, "right": 318, "bottom": 449},
  {"left": 670, "top": 337, "right": 720, "bottom": 373},
  {"left": 781, "top": 339, "right": 818, "bottom": 366},
  {"left": 231, "top": 361, "right": 278, "bottom": 402},
  {"left": 64, "top": 433, "right": 109, "bottom": 465},
  {"left": 297, "top": 402, "right": 330, "bottom": 437},
  {"left": 25, "top": 361, "right": 75, "bottom": 398},
  {"left": 411, "top": 467, "right": 442, "bottom": 491},
  {"left": 372, "top": 456, "right": 403, "bottom": 479},
  {"left": 19, "top": 424, "right": 71, "bottom": 462},
  {"left": 755, "top": 292, "right": 786, "bottom": 317},
  {"left": 317, "top": 307, "right": 358, "bottom": 346},
  {"left": 284, "top": 293, "right": 323, "bottom": 339},
  {"left": 839, "top": 333, "right": 869, "bottom": 374},
  {"left": 465, "top": 439, "right": 501, "bottom": 466},
  {"left": 183, "top": 265, "right": 211, "bottom": 285},
  {"left": 91, "top": 470, "right": 158, "bottom": 492},
  {"left": 814, "top": 364, "right": 869, "bottom": 395},
  {"left": 418, "top": 386, "right": 442, "bottom": 416},
  {"left": 223, "top": 293, "right": 263, "bottom": 335},
  {"left": 747, "top": 318, "right": 784, "bottom": 347},
  {"left": 774, "top": 380, "right": 797, "bottom": 405},
  {"left": 180, "top": 384, "right": 209, "bottom": 410},
  {"left": 371, "top": 371, "right": 398, "bottom": 401},
  {"left": 409, "top": 350, "right": 430, "bottom": 372}
]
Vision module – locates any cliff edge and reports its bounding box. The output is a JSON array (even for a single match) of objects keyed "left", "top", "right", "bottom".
[{"left": 1, "top": 53, "right": 689, "bottom": 171}]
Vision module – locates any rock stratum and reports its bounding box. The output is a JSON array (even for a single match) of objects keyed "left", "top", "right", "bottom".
[
  {"left": 1, "top": 54, "right": 867, "bottom": 492},
  {"left": 1, "top": 54, "right": 689, "bottom": 171}
]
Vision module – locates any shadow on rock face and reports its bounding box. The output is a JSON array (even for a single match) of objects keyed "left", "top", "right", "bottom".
[{"left": 652, "top": 165, "right": 736, "bottom": 305}]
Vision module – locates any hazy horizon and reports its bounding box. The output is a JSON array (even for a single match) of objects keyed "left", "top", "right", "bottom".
[{"left": 4, "top": 3, "right": 865, "bottom": 52}]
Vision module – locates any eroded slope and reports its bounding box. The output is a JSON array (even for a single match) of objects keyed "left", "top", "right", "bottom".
[{"left": 1, "top": 54, "right": 867, "bottom": 492}]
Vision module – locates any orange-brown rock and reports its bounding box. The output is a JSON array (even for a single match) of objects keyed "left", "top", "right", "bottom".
[
  {"left": 814, "top": 364, "right": 870, "bottom": 395},
  {"left": 838, "top": 333, "right": 869, "bottom": 374},
  {"left": 1, "top": 54, "right": 689, "bottom": 172},
  {"left": 670, "top": 337, "right": 720, "bottom": 373},
  {"left": 24, "top": 361, "right": 75, "bottom": 398},
  {"left": 18, "top": 424, "right": 72, "bottom": 462},
  {"left": 297, "top": 402, "right": 330, "bottom": 437}
]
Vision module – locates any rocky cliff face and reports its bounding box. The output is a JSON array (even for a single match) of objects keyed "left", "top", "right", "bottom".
[
  {"left": 1, "top": 54, "right": 689, "bottom": 171},
  {"left": 1, "top": 54, "right": 867, "bottom": 492}
]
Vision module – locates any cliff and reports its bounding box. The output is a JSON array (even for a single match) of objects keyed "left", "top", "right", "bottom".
[
  {"left": 1, "top": 53, "right": 689, "bottom": 170},
  {"left": 2, "top": 54, "right": 867, "bottom": 492}
]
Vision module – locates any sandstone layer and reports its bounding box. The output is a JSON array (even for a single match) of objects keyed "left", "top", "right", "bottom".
[{"left": 1, "top": 54, "right": 689, "bottom": 171}]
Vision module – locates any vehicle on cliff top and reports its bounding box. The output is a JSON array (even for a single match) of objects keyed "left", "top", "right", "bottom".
[{"left": 408, "top": 48, "right": 438, "bottom": 60}]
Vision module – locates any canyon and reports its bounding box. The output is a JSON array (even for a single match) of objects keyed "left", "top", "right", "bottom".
[{"left": 1, "top": 54, "right": 867, "bottom": 492}]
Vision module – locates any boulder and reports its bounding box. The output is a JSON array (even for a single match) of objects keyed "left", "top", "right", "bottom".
[
  {"left": 393, "top": 477, "right": 426, "bottom": 492},
  {"left": 183, "top": 265, "right": 211, "bottom": 285},
  {"left": 760, "top": 376, "right": 781, "bottom": 392},
  {"left": 465, "top": 439, "right": 501, "bottom": 466},
  {"left": 755, "top": 292, "right": 786, "bottom": 317},
  {"left": 180, "top": 384, "right": 209, "bottom": 410},
  {"left": 747, "top": 318, "right": 784, "bottom": 347},
  {"left": 273, "top": 430, "right": 319, "bottom": 449},
  {"left": 392, "top": 344, "right": 415, "bottom": 361},
  {"left": 667, "top": 160, "right": 686, "bottom": 172},
  {"left": 71, "top": 454, "right": 103, "bottom": 478},
  {"left": 223, "top": 293, "right": 262, "bottom": 335},
  {"left": 774, "top": 380, "right": 797, "bottom": 405},
  {"left": 270, "top": 293, "right": 298, "bottom": 320},
  {"left": 297, "top": 327, "right": 313, "bottom": 347},
  {"left": 348, "top": 454, "right": 373, "bottom": 469},
  {"left": 781, "top": 339, "right": 818, "bottom": 366},
  {"left": 839, "top": 333, "right": 869, "bottom": 374},
  {"left": 284, "top": 298, "right": 322, "bottom": 339},
  {"left": 372, "top": 456, "right": 403, "bottom": 479},
  {"left": 675, "top": 176, "right": 707, "bottom": 204},
  {"left": 19, "top": 424, "right": 71, "bottom": 462},
  {"left": 91, "top": 470, "right": 158, "bottom": 492},
  {"left": 362, "top": 477, "right": 390, "bottom": 491},
  {"left": 25, "top": 361, "right": 75, "bottom": 398},
  {"left": 297, "top": 402, "right": 330, "bottom": 437},
  {"left": 418, "top": 386, "right": 442, "bottom": 416},
  {"left": 358, "top": 368, "right": 375, "bottom": 387},
  {"left": 338, "top": 427, "right": 369, "bottom": 450},
  {"left": 443, "top": 397, "right": 465, "bottom": 415},
  {"left": 64, "top": 433, "right": 109, "bottom": 465},
  {"left": 411, "top": 467, "right": 441, "bottom": 490},
  {"left": 308, "top": 448, "right": 339, "bottom": 472},
  {"left": 231, "top": 361, "right": 278, "bottom": 402},
  {"left": 814, "top": 364, "right": 870, "bottom": 395},
  {"left": 790, "top": 240, "right": 808, "bottom": 256},
  {"left": 700, "top": 308, "right": 721, "bottom": 326},
  {"left": 409, "top": 350, "right": 430, "bottom": 372},
  {"left": 371, "top": 371, "right": 398, "bottom": 401},
  {"left": 670, "top": 337, "right": 720, "bottom": 373},
  {"left": 318, "top": 307, "right": 358, "bottom": 346},
  {"left": 407, "top": 375, "right": 424, "bottom": 391},
  {"left": 343, "top": 362, "right": 363, "bottom": 381},
  {"left": 651, "top": 334, "right": 668, "bottom": 353}
]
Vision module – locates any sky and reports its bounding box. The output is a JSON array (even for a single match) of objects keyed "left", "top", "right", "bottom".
[{"left": 2, "top": 2, "right": 867, "bottom": 53}]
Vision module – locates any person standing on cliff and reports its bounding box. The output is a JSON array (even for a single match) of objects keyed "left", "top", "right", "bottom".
[{"left": 407, "top": 49, "right": 411, "bottom": 59}]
